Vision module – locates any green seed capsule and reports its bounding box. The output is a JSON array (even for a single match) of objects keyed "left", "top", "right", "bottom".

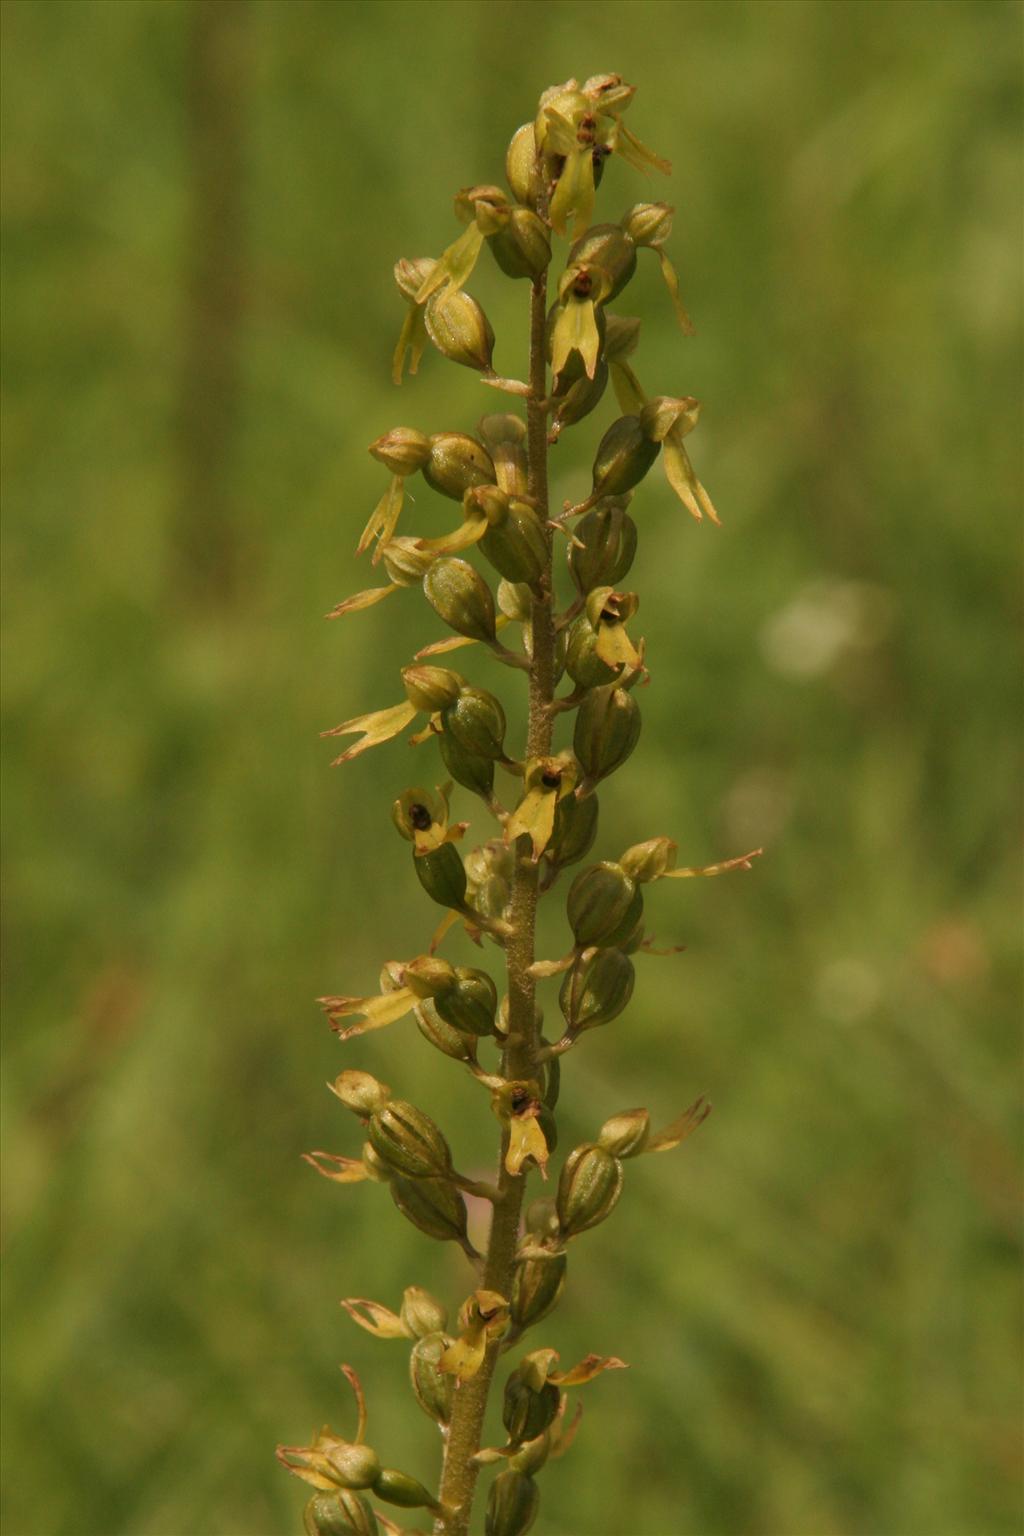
[
  {"left": 409, "top": 1331, "right": 456, "bottom": 1428},
  {"left": 401, "top": 664, "right": 465, "bottom": 713},
  {"left": 423, "top": 285, "right": 495, "bottom": 373},
  {"left": 505, "top": 122, "right": 544, "bottom": 209},
  {"left": 598, "top": 1107, "right": 651, "bottom": 1159},
  {"left": 568, "top": 503, "right": 638, "bottom": 593},
  {"left": 372, "top": 1468, "right": 437, "bottom": 1510},
  {"left": 541, "top": 1047, "right": 560, "bottom": 1109},
  {"left": 547, "top": 790, "right": 599, "bottom": 872},
  {"left": 389, "top": 1175, "right": 470, "bottom": 1248},
  {"left": 423, "top": 557, "right": 497, "bottom": 643},
  {"left": 503, "top": 1370, "right": 561, "bottom": 1445},
  {"left": 415, "top": 998, "right": 478, "bottom": 1064},
  {"left": 304, "top": 1492, "right": 379, "bottom": 1536},
  {"left": 415, "top": 842, "right": 468, "bottom": 911},
  {"left": 443, "top": 685, "right": 508, "bottom": 760},
  {"left": 550, "top": 357, "right": 609, "bottom": 435},
  {"left": 566, "top": 861, "right": 642, "bottom": 947},
  {"left": 435, "top": 966, "right": 498, "bottom": 1037},
  {"left": 509, "top": 1251, "right": 567, "bottom": 1332},
  {"left": 590, "top": 414, "right": 660, "bottom": 499},
  {"left": 424, "top": 433, "right": 496, "bottom": 500},
  {"left": 559, "top": 946, "right": 635, "bottom": 1032},
  {"left": 485, "top": 1469, "right": 540, "bottom": 1536},
  {"left": 573, "top": 684, "right": 641, "bottom": 784},
  {"left": 489, "top": 207, "right": 551, "bottom": 280},
  {"left": 478, "top": 495, "right": 549, "bottom": 589},
  {"left": 568, "top": 222, "right": 637, "bottom": 297},
  {"left": 556, "top": 1143, "right": 624, "bottom": 1237},
  {"left": 439, "top": 729, "right": 495, "bottom": 798},
  {"left": 368, "top": 1101, "right": 453, "bottom": 1180}
]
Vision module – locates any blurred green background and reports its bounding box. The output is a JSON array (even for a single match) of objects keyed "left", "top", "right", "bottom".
[{"left": 2, "top": 2, "right": 1021, "bottom": 1534}]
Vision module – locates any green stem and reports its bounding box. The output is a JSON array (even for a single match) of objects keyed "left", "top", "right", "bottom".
[{"left": 433, "top": 268, "right": 553, "bottom": 1536}]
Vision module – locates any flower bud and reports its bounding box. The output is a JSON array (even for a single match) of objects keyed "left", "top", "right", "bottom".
[
  {"left": 394, "top": 256, "right": 435, "bottom": 302},
  {"left": 503, "top": 1365, "right": 561, "bottom": 1445},
  {"left": 402, "top": 954, "right": 457, "bottom": 1000},
  {"left": 367, "top": 1100, "right": 454, "bottom": 1180},
  {"left": 409, "top": 1331, "right": 456, "bottom": 1427},
  {"left": 640, "top": 394, "right": 701, "bottom": 443},
  {"left": 424, "top": 432, "right": 495, "bottom": 500},
  {"left": 559, "top": 946, "right": 635, "bottom": 1032},
  {"left": 619, "top": 836, "right": 678, "bottom": 882},
  {"left": 439, "top": 730, "right": 495, "bottom": 799},
  {"left": 509, "top": 1251, "right": 567, "bottom": 1332},
  {"left": 568, "top": 502, "right": 637, "bottom": 593},
  {"left": 597, "top": 1107, "right": 651, "bottom": 1159},
  {"left": 330, "top": 1070, "right": 391, "bottom": 1117},
  {"left": 590, "top": 413, "right": 660, "bottom": 499},
  {"left": 399, "top": 1286, "right": 448, "bottom": 1339},
  {"left": 435, "top": 966, "right": 498, "bottom": 1036},
  {"left": 368, "top": 427, "right": 431, "bottom": 476},
  {"left": 479, "top": 413, "right": 529, "bottom": 496},
  {"left": 389, "top": 1174, "right": 471, "bottom": 1249},
  {"left": 304, "top": 1492, "right": 379, "bottom": 1536},
  {"left": 465, "top": 843, "right": 513, "bottom": 925},
  {"left": 400, "top": 664, "right": 464, "bottom": 713},
  {"left": 423, "top": 557, "right": 497, "bottom": 643},
  {"left": 380, "top": 536, "right": 435, "bottom": 587},
  {"left": 547, "top": 789, "right": 599, "bottom": 871},
  {"left": 568, "top": 223, "right": 637, "bottom": 297},
  {"left": 498, "top": 579, "right": 533, "bottom": 621},
  {"left": 489, "top": 206, "right": 551, "bottom": 280},
  {"left": 524, "top": 1195, "right": 560, "bottom": 1240},
  {"left": 584, "top": 71, "right": 636, "bottom": 112},
  {"left": 443, "top": 684, "right": 508, "bottom": 760},
  {"left": 505, "top": 122, "right": 544, "bottom": 208},
  {"left": 573, "top": 684, "right": 641, "bottom": 784},
  {"left": 465, "top": 839, "right": 515, "bottom": 885},
  {"left": 621, "top": 200, "right": 673, "bottom": 249},
  {"left": 535, "top": 79, "right": 589, "bottom": 145},
  {"left": 423, "top": 285, "right": 495, "bottom": 372},
  {"left": 372, "top": 1468, "right": 438, "bottom": 1510},
  {"left": 556, "top": 1144, "right": 624, "bottom": 1237},
  {"left": 566, "top": 861, "right": 643, "bottom": 948},
  {"left": 485, "top": 1469, "right": 540, "bottom": 1536},
  {"left": 324, "top": 1442, "right": 383, "bottom": 1492}
]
